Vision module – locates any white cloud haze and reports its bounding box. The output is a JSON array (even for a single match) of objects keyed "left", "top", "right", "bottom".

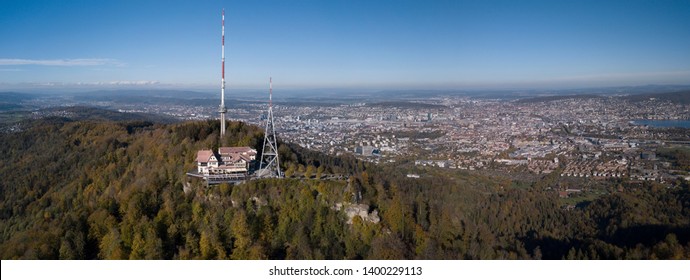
[{"left": 0, "top": 58, "right": 121, "bottom": 66}]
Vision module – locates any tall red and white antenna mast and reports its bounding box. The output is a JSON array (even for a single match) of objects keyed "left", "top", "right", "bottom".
[{"left": 219, "top": 9, "right": 227, "bottom": 137}]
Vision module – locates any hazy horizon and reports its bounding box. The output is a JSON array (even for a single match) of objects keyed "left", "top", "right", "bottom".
[{"left": 4, "top": 82, "right": 690, "bottom": 97}]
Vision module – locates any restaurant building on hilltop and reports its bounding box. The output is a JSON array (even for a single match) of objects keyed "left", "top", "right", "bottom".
[{"left": 196, "top": 146, "right": 257, "bottom": 176}]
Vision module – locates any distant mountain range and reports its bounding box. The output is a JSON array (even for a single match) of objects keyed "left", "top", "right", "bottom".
[
  {"left": 514, "top": 90, "right": 690, "bottom": 104},
  {"left": 514, "top": 94, "right": 604, "bottom": 104},
  {"left": 2, "top": 85, "right": 690, "bottom": 111},
  {"left": 69, "top": 89, "right": 216, "bottom": 99},
  {"left": 0, "top": 92, "right": 39, "bottom": 111},
  {"left": 41, "top": 106, "right": 177, "bottom": 123},
  {"left": 622, "top": 90, "right": 690, "bottom": 104}
]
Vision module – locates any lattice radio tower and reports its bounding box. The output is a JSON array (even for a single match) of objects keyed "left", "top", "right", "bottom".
[{"left": 259, "top": 77, "right": 282, "bottom": 178}]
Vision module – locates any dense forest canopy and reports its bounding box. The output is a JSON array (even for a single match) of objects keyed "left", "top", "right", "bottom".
[{"left": 1, "top": 112, "right": 689, "bottom": 259}]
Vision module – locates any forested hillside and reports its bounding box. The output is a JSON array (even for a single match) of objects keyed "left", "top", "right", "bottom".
[{"left": 1, "top": 114, "right": 689, "bottom": 259}]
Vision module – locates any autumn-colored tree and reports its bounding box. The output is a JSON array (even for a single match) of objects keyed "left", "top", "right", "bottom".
[
  {"left": 2, "top": 115, "right": 690, "bottom": 260},
  {"left": 304, "top": 165, "right": 315, "bottom": 179}
]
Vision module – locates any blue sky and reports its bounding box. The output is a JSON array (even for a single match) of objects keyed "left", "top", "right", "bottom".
[{"left": 1, "top": 0, "right": 689, "bottom": 90}]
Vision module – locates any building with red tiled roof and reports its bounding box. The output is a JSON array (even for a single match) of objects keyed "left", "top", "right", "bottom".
[
  {"left": 196, "top": 149, "right": 219, "bottom": 174},
  {"left": 196, "top": 146, "right": 257, "bottom": 176},
  {"left": 219, "top": 146, "right": 256, "bottom": 162}
]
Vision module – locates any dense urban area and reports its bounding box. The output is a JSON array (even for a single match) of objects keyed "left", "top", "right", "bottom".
[{"left": 18, "top": 90, "right": 690, "bottom": 185}]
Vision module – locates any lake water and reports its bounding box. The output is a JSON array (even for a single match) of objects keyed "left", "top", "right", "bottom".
[{"left": 632, "top": 119, "right": 690, "bottom": 128}]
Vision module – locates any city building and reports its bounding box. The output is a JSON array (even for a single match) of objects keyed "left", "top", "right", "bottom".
[{"left": 355, "top": 145, "right": 380, "bottom": 156}]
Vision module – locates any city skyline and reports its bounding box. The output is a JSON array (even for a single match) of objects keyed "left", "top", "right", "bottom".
[{"left": 1, "top": 0, "right": 690, "bottom": 91}]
